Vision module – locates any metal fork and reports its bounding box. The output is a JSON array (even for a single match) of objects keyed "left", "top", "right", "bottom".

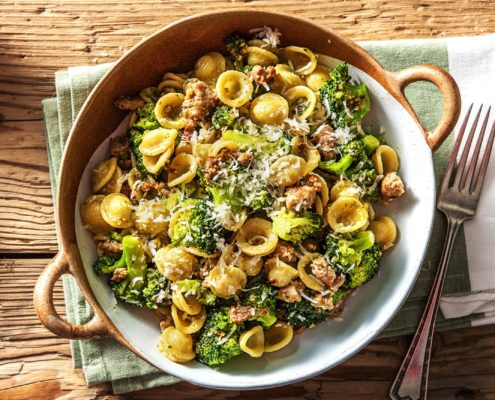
[{"left": 390, "top": 104, "right": 495, "bottom": 400}]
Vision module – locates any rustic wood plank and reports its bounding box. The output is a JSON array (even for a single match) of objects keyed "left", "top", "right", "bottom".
[
  {"left": 1, "top": 258, "right": 495, "bottom": 399},
  {"left": 0, "top": 0, "right": 494, "bottom": 121},
  {"left": 0, "top": 121, "right": 57, "bottom": 254}
]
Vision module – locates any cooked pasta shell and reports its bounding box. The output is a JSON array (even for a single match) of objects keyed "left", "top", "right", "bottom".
[
  {"left": 155, "top": 93, "right": 187, "bottom": 129},
  {"left": 175, "top": 141, "right": 193, "bottom": 155},
  {"left": 236, "top": 218, "right": 279, "bottom": 256},
  {"left": 365, "top": 202, "right": 375, "bottom": 221},
  {"left": 327, "top": 197, "right": 369, "bottom": 234},
  {"left": 220, "top": 209, "right": 248, "bottom": 232},
  {"left": 271, "top": 64, "right": 305, "bottom": 93},
  {"left": 158, "top": 326, "right": 195, "bottom": 363},
  {"left": 330, "top": 180, "right": 363, "bottom": 201},
  {"left": 369, "top": 215, "right": 397, "bottom": 250},
  {"left": 134, "top": 198, "right": 170, "bottom": 235},
  {"left": 158, "top": 79, "right": 183, "bottom": 93},
  {"left": 184, "top": 246, "right": 220, "bottom": 259},
  {"left": 250, "top": 93, "right": 289, "bottom": 126},
  {"left": 208, "top": 140, "right": 240, "bottom": 157},
  {"left": 192, "top": 143, "right": 212, "bottom": 165},
  {"left": 310, "top": 173, "right": 329, "bottom": 206},
  {"left": 80, "top": 195, "right": 113, "bottom": 234},
  {"left": 194, "top": 52, "right": 226, "bottom": 85},
  {"left": 246, "top": 46, "right": 279, "bottom": 66},
  {"left": 237, "top": 253, "right": 264, "bottom": 276},
  {"left": 264, "top": 322, "right": 294, "bottom": 353},
  {"left": 305, "top": 64, "right": 330, "bottom": 92},
  {"left": 128, "top": 167, "right": 144, "bottom": 201},
  {"left": 171, "top": 304, "right": 206, "bottom": 334},
  {"left": 99, "top": 165, "right": 123, "bottom": 195},
  {"left": 298, "top": 253, "right": 326, "bottom": 291},
  {"left": 291, "top": 138, "right": 320, "bottom": 173},
  {"left": 91, "top": 157, "right": 117, "bottom": 193},
  {"left": 216, "top": 70, "right": 253, "bottom": 108},
  {"left": 269, "top": 155, "right": 308, "bottom": 187},
  {"left": 139, "top": 86, "right": 159, "bottom": 103},
  {"left": 100, "top": 193, "right": 133, "bottom": 228},
  {"left": 204, "top": 265, "right": 247, "bottom": 299},
  {"left": 314, "top": 195, "right": 324, "bottom": 217},
  {"left": 168, "top": 154, "right": 198, "bottom": 187},
  {"left": 154, "top": 245, "right": 197, "bottom": 281},
  {"left": 284, "top": 85, "right": 317, "bottom": 120},
  {"left": 171, "top": 289, "right": 202, "bottom": 315},
  {"left": 284, "top": 46, "right": 318, "bottom": 76},
  {"left": 264, "top": 257, "right": 299, "bottom": 287},
  {"left": 247, "top": 38, "right": 276, "bottom": 53},
  {"left": 239, "top": 325, "right": 265, "bottom": 358},
  {"left": 142, "top": 145, "right": 175, "bottom": 175},
  {"left": 372, "top": 145, "right": 399, "bottom": 175},
  {"left": 139, "top": 128, "right": 178, "bottom": 156}
]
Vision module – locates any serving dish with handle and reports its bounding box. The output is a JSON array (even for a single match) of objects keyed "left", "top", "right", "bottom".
[{"left": 34, "top": 10, "right": 460, "bottom": 389}]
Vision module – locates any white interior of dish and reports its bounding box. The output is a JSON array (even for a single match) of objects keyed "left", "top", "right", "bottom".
[{"left": 75, "top": 57, "right": 435, "bottom": 389}]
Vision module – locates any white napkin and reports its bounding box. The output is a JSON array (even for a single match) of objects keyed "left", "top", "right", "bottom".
[{"left": 439, "top": 34, "right": 495, "bottom": 324}]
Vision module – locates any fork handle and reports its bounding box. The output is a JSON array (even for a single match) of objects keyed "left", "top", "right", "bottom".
[{"left": 390, "top": 217, "right": 462, "bottom": 400}]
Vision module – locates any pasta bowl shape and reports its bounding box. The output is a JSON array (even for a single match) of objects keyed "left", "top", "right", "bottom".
[{"left": 34, "top": 11, "right": 461, "bottom": 390}]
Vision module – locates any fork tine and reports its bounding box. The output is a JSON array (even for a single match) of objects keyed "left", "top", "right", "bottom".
[
  {"left": 441, "top": 104, "right": 473, "bottom": 191},
  {"left": 453, "top": 105, "right": 483, "bottom": 189},
  {"left": 473, "top": 117, "right": 495, "bottom": 196},
  {"left": 464, "top": 107, "right": 491, "bottom": 192}
]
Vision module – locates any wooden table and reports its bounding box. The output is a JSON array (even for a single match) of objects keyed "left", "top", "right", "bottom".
[{"left": 1, "top": 1, "right": 494, "bottom": 399}]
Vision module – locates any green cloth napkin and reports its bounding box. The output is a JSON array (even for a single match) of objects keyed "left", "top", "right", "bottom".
[{"left": 42, "top": 38, "right": 479, "bottom": 394}]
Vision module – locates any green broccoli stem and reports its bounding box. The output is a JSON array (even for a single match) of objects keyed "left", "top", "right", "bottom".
[
  {"left": 319, "top": 153, "right": 354, "bottom": 175},
  {"left": 119, "top": 235, "right": 147, "bottom": 290}
]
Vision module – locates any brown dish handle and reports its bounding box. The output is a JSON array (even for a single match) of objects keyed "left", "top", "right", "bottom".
[
  {"left": 387, "top": 64, "right": 461, "bottom": 152},
  {"left": 34, "top": 251, "right": 109, "bottom": 339}
]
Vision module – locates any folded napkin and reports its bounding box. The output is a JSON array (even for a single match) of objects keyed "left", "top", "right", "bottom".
[{"left": 41, "top": 34, "right": 494, "bottom": 394}]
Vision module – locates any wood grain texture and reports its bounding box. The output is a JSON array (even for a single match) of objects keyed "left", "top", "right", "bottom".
[{"left": 0, "top": 1, "right": 494, "bottom": 399}]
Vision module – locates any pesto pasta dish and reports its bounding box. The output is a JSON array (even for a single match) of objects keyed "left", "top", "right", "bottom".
[{"left": 80, "top": 26, "right": 405, "bottom": 367}]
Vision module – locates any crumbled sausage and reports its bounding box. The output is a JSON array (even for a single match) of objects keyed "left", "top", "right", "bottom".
[
  {"left": 197, "top": 258, "right": 217, "bottom": 279},
  {"left": 300, "top": 174, "right": 323, "bottom": 192},
  {"left": 113, "top": 96, "right": 145, "bottom": 111},
  {"left": 138, "top": 181, "right": 174, "bottom": 198},
  {"left": 285, "top": 185, "right": 317, "bottom": 211},
  {"left": 313, "top": 293, "right": 334, "bottom": 310},
  {"left": 182, "top": 120, "right": 197, "bottom": 142},
  {"left": 203, "top": 151, "right": 252, "bottom": 180},
  {"left": 380, "top": 172, "right": 405, "bottom": 202},
  {"left": 236, "top": 152, "right": 254, "bottom": 167},
  {"left": 159, "top": 315, "right": 173, "bottom": 331},
  {"left": 277, "top": 281, "right": 304, "bottom": 303},
  {"left": 111, "top": 267, "right": 128, "bottom": 283},
  {"left": 273, "top": 241, "right": 297, "bottom": 264},
  {"left": 248, "top": 65, "right": 276, "bottom": 85},
  {"left": 98, "top": 239, "right": 123, "bottom": 255},
  {"left": 182, "top": 78, "right": 218, "bottom": 121},
  {"left": 310, "top": 257, "right": 338, "bottom": 288},
  {"left": 229, "top": 305, "right": 256, "bottom": 324},
  {"left": 311, "top": 124, "right": 337, "bottom": 160},
  {"left": 110, "top": 135, "right": 132, "bottom": 170}
]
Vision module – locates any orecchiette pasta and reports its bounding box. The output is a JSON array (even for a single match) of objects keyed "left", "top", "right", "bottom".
[
  {"left": 236, "top": 218, "right": 279, "bottom": 256},
  {"left": 204, "top": 265, "right": 247, "bottom": 298},
  {"left": 87, "top": 28, "right": 406, "bottom": 369},
  {"left": 269, "top": 155, "right": 308, "bottom": 186},
  {"left": 155, "top": 245, "right": 197, "bottom": 281},
  {"left": 369, "top": 215, "right": 397, "bottom": 250},
  {"left": 327, "top": 197, "right": 369, "bottom": 233},
  {"left": 155, "top": 93, "right": 187, "bottom": 129},
  {"left": 264, "top": 323, "right": 294, "bottom": 353},
  {"left": 194, "top": 52, "right": 226, "bottom": 85},
  {"left": 250, "top": 93, "right": 289, "bottom": 125},
  {"left": 158, "top": 326, "right": 195, "bottom": 362},
  {"left": 239, "top": 325, "right": 265, "bottom": 358},
  {"left": 372, "top": 145, "right": 400, "bottom": 175},
  {"left": 216, "top": 70, "right": 253, "bottom": 107},
  {"left": 284, "top": 46, "right": 318, "bottom": 76}
]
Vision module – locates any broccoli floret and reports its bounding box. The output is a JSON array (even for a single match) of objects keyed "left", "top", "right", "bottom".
[
  {"left": 240, "top": 281, "right": 277, "bottom": 328},
  {"left": 109, "top": 235, "right": 148, "bottom": 306},
  {"left": 225, "top": 33, "right": 248, "bottom": 70},
  {"left": 282, "top": 297, "right": 329, "bottom": 329},
  {"left": 175, "top": 279, "right": 217, "bottom": 306},
  {"left": 93, "top": 255, "right": 117, "bottom": 276},
  {"left": 109, "top": 230, "right": 123, "bottom": 242},
  {"left": 142, "top": 269, "right": 171, "bottom": 309},
  {"left": 249, "top": 190, "right": 273, "bottom": 212},
  {"left": 212, "top": 105, "right": 238, "bottom": 129},
  {"left": 319, "top": 62, "right": 370, "bottom": 129},
  {"left": 127, "top": 103, "right": 161, "bottom": 175},
  {"left": 344, "top": 243, "right": 381, "bottom": 289},
  {"left": 169, "top": 198, "right": 224, "bottom": 255},
  {"left": 195, "top": 307, "right": 244, "bottom": 367},
  {"left": 272, "top": 208, "right": 322, "bottom": 245},
  {"left": 319, "top": 138, "right": 379, "bottom": 202},
  {"left": 332, "top": 289, "right": 349, "bottom": 306},
  {"left": 221, "top": 129, "right": 291, "bottom": 158},
  {"left": 324, "top": 230, "right": 381, "bottom": 289}
]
